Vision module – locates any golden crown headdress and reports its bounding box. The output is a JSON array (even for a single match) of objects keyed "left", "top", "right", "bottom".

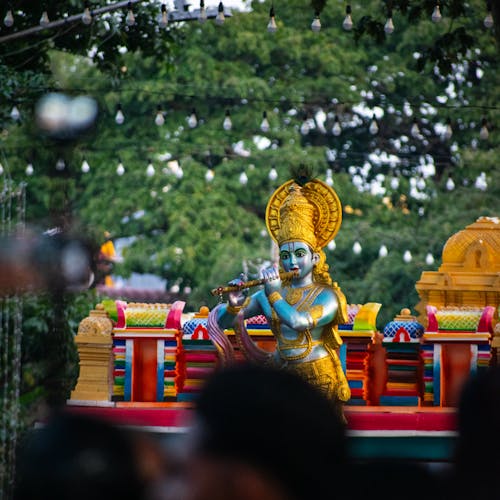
[{"left": 265, "top": 173, "right": 342, "bottom": 251}]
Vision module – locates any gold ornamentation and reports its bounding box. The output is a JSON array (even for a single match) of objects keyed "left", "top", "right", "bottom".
[
  {"left": 265, "top": 178, "right": 342, "bottom": 251},
  {"left": 285, "top": 284, "right": 314, "bottom": 305},
  {"left": 226, "top": 297, "right": 251, "bottom": 315},
  {"left": 268, "top": 291, "right": 283, "bottom": 305},
  {"left": 309, "top": 305, "right": 323, "bottom": 327}
]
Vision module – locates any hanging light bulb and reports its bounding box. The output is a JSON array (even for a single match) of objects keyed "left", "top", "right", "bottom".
[
  {"left": 40, "top": 10, "right": 50, "bottom": 27},
  {"left": 158, "top": 3, "right": 168, "bottom": 28},
  {"left": 188, "top": 108, "right": 198, "bottom": 128},
  {"left": 484, "top": 1, "right": 494, "bottom": 28},
  {"left": 239, "top": 171, "right": 248, "bottom": 185},
  {"left": 126, "top": 2, "right": 135, "bottom": 26},
  {"left": 479, "top": 117, "right": 489, "bottom": 140},
  {"left": 425, "top": 252, "right": 435, "bottom": 265},
  {"left": 267, "top": 6, "right": 277, "bottom": 33},
  {"left": 198, "top": 0, "right": 207, "bottom": 23},
  {"left": 410, "top": 117, "right": 420, "bottom": 138},
  {"left": 369, "top": 115, "right": 379, "bottom": 134},
  {"left": 325, "top": 168, "right": 333, "bottom": 186},
  {"left": 300, "top": 116, "right": 310, "bottom": 135},
  {"left": 155, "top": 105, "right": 165, "bottom": 126},
  {"left": 82, "top": 2, "right": 92, "bottom": 25},
  {"left": 475, "top": 172, "right": 488, "bottom": 191},
  {"left": 0, "top": 163, "right": 4, "bottom": 175},
  {"left": 352, "top": 241, "right": 362, "bottom": 255},
  {"left": 403, "top": 250, "right": 412, "bottom": 263},
  {"left": 327, "top": 240, "right": 336, "bottom": 251},
  {"left": 146, "top": 159, "right": 155, "bottom": 177},
  {"left": 4, "top": 9, "right": 14, "bottom": 27},
  {"left": 379, "top": 245, "right": 388, "bottom": 258},
  {"left": 443, "top": 117, "right": 453, "bottom": 140},
  {"left": 25, "top": 163, "right": 34, "bottom": 176},
  {"left": 417, "top": 175, "right": 426, "bottom": 190},
  {"left": 311, "top": 11, "right": 321, "bottom": 32},
  {"left": 260, "top": 111, "right": 270, "bottom": 132},
  {"left": 332, "top": 115, "right": 342, "bottom": 136},
  {"left": 10, "top": 105, "right": 20, "bottom": 121},
  {"left": 431, "top": 3, "right": 442, "bottom": 22},
  {"left": 384, "top": 11, "right": 394, "bottom": 34},
  {"left": 390, "top": 173, "right": 399, "bottom": 190},
  {"left": 268, "top": 166, "right": 278, "bottom": 181},
  {"left": 115, "top": 103, "right": 125, "bottom": 124},
  {"left": 81, "top": 158, "right": 90, "bottom": 173},
  {"left": 116, "top": 159, "right": 125, "bottom": 176},
  {"left": 215, "top": 2, "right": 225, "bottom": 25},
  {"left": 205, "top": 168, "right": 215, "bottom": 182},
  {"left": 446, "top": 174, "right": 455, "bottom": 191},
  {"left": 56, "top": 158, "right": 66, "bottom": 171},
  {"left": 342, "top": 5, "right": 353, "bottom": 30},
  {"left": 223, "top": 109, "right": 232, "bottom": 131}
]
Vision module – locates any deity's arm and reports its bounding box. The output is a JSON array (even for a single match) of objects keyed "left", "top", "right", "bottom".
[
  {"left": 271, "top": 288, "right": 338, "bottom": 331},
  {"left": 215, "top": 292, "right": 262, "bottom": 330}
]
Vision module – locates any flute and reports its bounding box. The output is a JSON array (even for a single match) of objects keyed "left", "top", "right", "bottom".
[{"left": 210, "top": 270, "right": 298, "bottom": 296}]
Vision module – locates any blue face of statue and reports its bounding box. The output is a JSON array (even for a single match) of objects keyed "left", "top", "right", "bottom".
[{"left": 279, "top": 241, "right": 317, "bottom": 279}]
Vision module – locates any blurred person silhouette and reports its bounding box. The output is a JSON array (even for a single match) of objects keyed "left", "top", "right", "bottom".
[
  {"left": 448, "top": 364, "right": 500, "bottom": 499},
  {"left": 14, "top": 410, "right": 166, "bottom": 500},
  {"left": 170, "top": 363, "right": 348, "bottom": 500}
]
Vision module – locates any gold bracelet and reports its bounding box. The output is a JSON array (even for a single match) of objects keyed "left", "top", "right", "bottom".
[
  {"left": 268, "top": 291, "right": 283, "bottom": 305},
  {"left": 226, "top": 297, "right": 250, "bottom": 315}
]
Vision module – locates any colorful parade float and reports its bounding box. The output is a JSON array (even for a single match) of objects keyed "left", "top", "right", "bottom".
[{"left": 68, "top": 181, "right": 500, "bottom": 461}]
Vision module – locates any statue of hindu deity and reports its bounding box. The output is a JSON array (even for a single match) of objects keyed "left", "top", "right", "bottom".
[{"left": 208, "top": 171, "right": 351, "bottom": 408}]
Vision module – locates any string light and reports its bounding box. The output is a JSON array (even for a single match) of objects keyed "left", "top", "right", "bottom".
[
  {"left": 82, "top": 2, "right": 93, "bottom": 25},
  {"left": 115, "top": 103, "right": 125, "bottom": 125},
  {"left": 443, "top": 117, "right": 453, "bottom": 140},
  {"left": 267, "top": 6, "right": 277, "bottom": 33},
  {"left": 327, "top": 240, "right": 336, "bottom": 251},
  {"left": 352, "top": 241, "right": 362, "bottom": 254},
  {"left": 425, "top": 252, "right": 435, "bottom": 265},
  {"left": 446, "top": 174, "right": 455, "bottom": 191},
  {"left": 325, "top": 168, "right": 333, "bottom": 186},
  {"left": 158, "top": 3, "right": 168, "bottom": 28},
  {"left": 4, "top": 9, "right": 14, "bottom": 27},
  {"left": 40, "top": 11, "right": 50, "bottom": 27},
  {"left": 300, "top": 115, "right": 310, "bottom": 135},
  {"left": 215, "top": 2, "right": 225, "bottom": 25},
  {"left": 410, "top": 117, "right": 420, "bottom": 138},
  {"left": 474, "top": 172, "right": 487, "bottom": 191},
  {"left": 205, "top": 168, "right": 214, "bottom": 182},
  {"left": 239, "top": 171, "right": 248, "bottom": 185},
  {"left": 10, "top": 105, "right": 20, "bottom": 121},
  {"left": 268, "top": 166, "right": 278, "bottom": 181},
  {"left": 0, "top": 163, "right": 3, "bottom": 175},
  {"left": 479, "top": 117, "right": 489, "bottom": 140},
  {"left": 25, "top": 162, "right": 34, "bottom": 176},
  {"left": 311, "top": 11, "right": 321, "bottom": 32},
  {"left": 81, "top": 158, "right": 90, "bottom": 173},
  {"left": 260, "top": 111, "right": 270, "bottom": 132},
  {"left": 332, "top": 115, "right": 342, "bottom": 136},
  {"left": 188, "top": 108, "right": 198, "bottom": 128},
  {"left": 369, "top": 115, "right": 379, "bottom": 134},
  {"left": 55, "top": 158, "right": 66, "bottom": 171},
  {"left": 198, "top": 0, "right": 207, "bottom": 23},
  {"left": 384, "top": 11, "right": 394, "bottom": 34},
  {"left": 342, "top": 5, "right": 353, "bottom": 31},
  {"left": 378, "top": 244, "right": 388, "bottom": 258},
  {"left": 416, "top": 175, "right": 426, "bottom": 190},
  {"left": 116, "top": 159, "right": 125, "bottom": 176},
  {"left": 390, "top": 173, "right": 399, "bottom": 190},
  {"left": 155, "top": 105, "right": 165, "bottom": 126},
  {"left": 403, "top": 250, "right": 412, "bottom": 263},
  {"left": 126, "top": 2, "right": 135, "bottom": 26},
  {"left": 431, "top": 3, "right": 442, "bottom": 23},
  {"left": 146, "top": 159, "right": 155, "bottom": 177},
  {"left": 484, "top": 1, "right": 494, "bottom": 28},
  {"left": 223, "top": 109, "right": 232, "bottom": 131}
]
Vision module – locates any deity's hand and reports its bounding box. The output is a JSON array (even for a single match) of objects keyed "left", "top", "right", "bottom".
[
  {"left": 227, "top": 273, "right": 249, "bottom": 307},
  {"left": 262, "top": 265, "right": 282, "bottom": 296}
]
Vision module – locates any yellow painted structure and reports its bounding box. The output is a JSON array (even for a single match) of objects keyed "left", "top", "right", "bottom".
[{"left": 70, "top": 303, "right": 114, "bottom": 402}]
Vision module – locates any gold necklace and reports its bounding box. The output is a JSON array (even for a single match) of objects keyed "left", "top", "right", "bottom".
[{"left": 285, "top": 284, "right": 315, "bottom": 305}]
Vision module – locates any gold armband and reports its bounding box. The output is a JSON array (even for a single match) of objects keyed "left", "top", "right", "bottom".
[
  {"left": 226, "top": 297, "right": 250, "bottom": 315},
  {"left": 268, "top": 291, "right": 283, "bottom": 305}
]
